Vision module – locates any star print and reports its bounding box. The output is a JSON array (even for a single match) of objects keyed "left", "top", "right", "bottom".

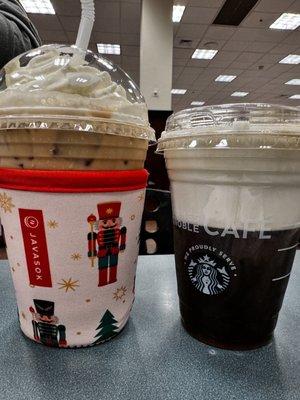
[
  {"left": 138, "top": 193, "right": 144, "bottom": 202},
  {"left": 71, "top": 253, "right": 82, "bottom": 261},
  {"left": 113, "top": 286, "right": 127, "bottom": 301},
  {"left": 106, "top": 208, "right": 113, "bottom": 215},
  {"left": 58, "top": 278, "right": 79, "bottom": 292},
  {"left": 0, "top": 192, "right": 15, "bottom": 213},
  {"left": 47, "top": 220, "right": 58, "bottom": 229}
]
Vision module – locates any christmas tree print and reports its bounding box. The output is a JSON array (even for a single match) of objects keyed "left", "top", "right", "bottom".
[{"left": 93, "top": 310, "right": 119, "bottom": 344}]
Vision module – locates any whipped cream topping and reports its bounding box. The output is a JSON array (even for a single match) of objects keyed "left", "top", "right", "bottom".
[{"left": 0, "top": 45, "right": 149, "bottom": 127}]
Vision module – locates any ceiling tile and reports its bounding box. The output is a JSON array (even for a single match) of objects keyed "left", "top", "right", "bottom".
[
  {"left": 94, "top": 1, "right": 120, "bottom": 21},
  {"left": 242, "top": 77, "right": 272, "bottom": 89},
  {"left": 186, "top": 59, "right": 211, "bottom": 68},
  {"left": 58, "top": 16, "right": 80, "bottom": 32},
  {"left": 255, "top": 0, "right": 295, "bottom": 13},
  {"left": 174, "top": 58, "right": 188, "bottom": 67},
  {"left": 92, "top": 32, "right": 121, "bottom": 43},
  {"left": 241, "top": 12, "right": 280, "bottom": 28},
  {"left": 288, "top": 0, "right": 300, "bottom": 12},
  {"left": 122, "top": 46, "right": 139, "bottom": 57},
  {"left": 222, "top": 41, "right": 250, "bottom": 52},
  {"left": 177, "top": 67, "right": 202, "bottom": 84},
  {"left": 120, "top": 34, "right": 140, "bottom": 46},
  {"left": 188, "top": 0, "right": 224, "bottom": 7},
  {"left": 51, "top": 0, "right": 81, "bottom": 16},
  {"left": 213, "top": 51, "right": 240, "bottom": 62},
  {"left": 263, "top": 65, "right": 295, "bottom": 78},
  {"left": 39, "top": 30, "right": 68, "bottom": 44},
  {"left": 121, "top": 56, "right": 139, "bottom": 70},
  {"left": 269, "top": 43, "right": 300, "bottom": 54},
  {"left": 229, "top": 61, "right": 256, "bottom": 69},
  {"left": 193, "top": 68, "right": 224, "bottom": 85},
  {"left": 66, "top": 31, "right": 77, "bottom": 43},
  {"left": 256, "top": 53, "right": 284, "bottom": 64},
  {"left": 30, "top": 15, "right": 63, "bottom": 31},
  {"left": 230, "top": 27, "right": 289, "bottom": 43},
  {"left": 121, "top": 2, "right": 141, "bottom": 34},
  {"left": 282, "top": 31, "right": 300, "bottom": 45},
  {"left": 208, "top": 59, "right": 232, "bottom": 68},
  {"left": 204, "top": 26, "right": 236, "bottom": 41},
  {"left": 173, "top": 66, "right": 184, "bottom": 80},
  {"left": 248, "top": 63, "right": 274, "bottom": 71},
  {"left": 245, "top": 42, "right": 276, "bottom": 53},
  {"left": 234, "top": 52, "right": 263, "bottom": 63},
  {"left": 173, "top": 48, "right": 194, "bottom": 59},
  {"left": 182, "top": 7, "right": 218, "bottom": 24},
  {"left": 176, "top": 24, "right": 208, "bottom": 39}
]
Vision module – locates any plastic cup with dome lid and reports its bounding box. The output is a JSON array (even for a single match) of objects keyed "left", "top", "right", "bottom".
[
  {"left": 158, "top": 102, "right": 300, "bottom": 350},
  {"left": 0, "top": 0, "right": 154, "bottom": 349}
]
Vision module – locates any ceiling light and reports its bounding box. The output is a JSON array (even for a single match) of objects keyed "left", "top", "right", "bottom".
[
  {"left": 231, "top": 92, "right": 249, "bottom": 97},
  {"left": 192, "top": 49, "right": 218, "bottom": 60},
  {"left": 191, "top": 101, "right": 205, "bottom": 106},
  {"left": 289, "top": 94, "right": 300, "bottom": 99},
  {"left": 269, "top": 13, "right": 300, "bottom": 30},
  {"left": 172, "top": 5, "right": 185, "bottom": 22},
  {"left": 97, "top": 44, "right": 121, "bottom": 55},
  {"left": 285, "top": 79, "right": 300, "bottom": 85},
  {"left": 20, "top": 0, "right": 55, "bottom": 14},
  {"left": 215, "top": 75, "right": 236, "bottom": 82},
  {"left": 171, "top": 89, "right": 187, "bottom": 95},
  {"left": 279, "top": 54, "right": 300, "bottom": 64}
]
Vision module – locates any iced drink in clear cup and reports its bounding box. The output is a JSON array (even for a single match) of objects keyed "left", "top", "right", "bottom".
[
  {"left": 158, "top": 103, "right": 300, "bottom": 350},
  {"left": 0, "top": 44, "right": 155, "bottom": 348}
]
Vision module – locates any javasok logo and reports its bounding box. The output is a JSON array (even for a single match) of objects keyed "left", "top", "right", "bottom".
[
  {"left": 19, "top": 209, "right": 52, "bottom": 287},
  {"left": 185, "top": 245, "right": 237, "bottom": 295}
]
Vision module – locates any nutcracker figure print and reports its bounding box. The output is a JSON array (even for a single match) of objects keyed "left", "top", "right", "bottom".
[
  {"left": 30, "top": 300, "right": 67, "bottom": 347},
  {"left": 87, "top": 201, "right": 127, "bottom": 287}
]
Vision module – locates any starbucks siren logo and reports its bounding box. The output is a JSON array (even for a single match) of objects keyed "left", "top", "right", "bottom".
[{"left": 188, "top": 253, "right": 231, "bottom": 295}]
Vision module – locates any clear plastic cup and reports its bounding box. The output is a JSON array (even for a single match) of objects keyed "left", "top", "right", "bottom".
[
  {"left": 0, "top": 44, "right": 154, "bottom": 170},
  {"left": 158, "top": 103, "right": 300, "bottom": 350},
  {"left": 0, "top": 44, "right": 155, "bottom": 348}
]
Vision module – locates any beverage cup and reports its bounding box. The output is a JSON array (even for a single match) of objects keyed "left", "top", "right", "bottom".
[
  {"left": 0, "top": 45, "right": 155, "bottom": 348},
  {"left": 158, "top": 103, "right": 300, "bottom": 350}
]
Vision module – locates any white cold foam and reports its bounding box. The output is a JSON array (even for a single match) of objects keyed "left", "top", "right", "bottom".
[
  {"left": 171, "top": 180, "right": 300, "bottom": 231},
  {"left": 166, "top": 150, "right": 300, "bottom": 231}
]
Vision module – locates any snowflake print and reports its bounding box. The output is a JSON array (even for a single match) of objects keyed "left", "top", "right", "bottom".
[{"left": 0, "top": 192, "right": 15, "bottom": 213}]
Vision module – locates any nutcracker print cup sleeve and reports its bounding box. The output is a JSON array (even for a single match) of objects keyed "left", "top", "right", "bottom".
[
  {"left": 0, "top": 43, "right": 155, "bottom": 347},
  {"left": 157, "top": 103, "right": 300, "bottom": 350}
]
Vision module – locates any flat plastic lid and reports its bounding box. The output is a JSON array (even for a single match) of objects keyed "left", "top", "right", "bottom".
[
  {"left": 0, "top": 44, "right": 155, "bottom": 141},
  {"left": 158, "top": 103, "right": 300, "bottom": 151}
]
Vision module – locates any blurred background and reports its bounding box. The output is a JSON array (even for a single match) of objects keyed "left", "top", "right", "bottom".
[{"left": 21, "top": 0, "right": 300, "bottom": 110}]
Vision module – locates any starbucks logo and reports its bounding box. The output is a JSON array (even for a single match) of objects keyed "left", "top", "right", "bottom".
[{"left": 186, "top": 251, "right": 233, "bottom": 295}]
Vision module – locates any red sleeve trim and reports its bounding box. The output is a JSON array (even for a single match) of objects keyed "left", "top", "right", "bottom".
[{"left": 0, "top": 168, "right": 148, "bottom": 193}]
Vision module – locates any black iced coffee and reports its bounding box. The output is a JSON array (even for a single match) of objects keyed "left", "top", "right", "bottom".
[{"left": 174, "top": 221, "right": 299, "bottom": 349}]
